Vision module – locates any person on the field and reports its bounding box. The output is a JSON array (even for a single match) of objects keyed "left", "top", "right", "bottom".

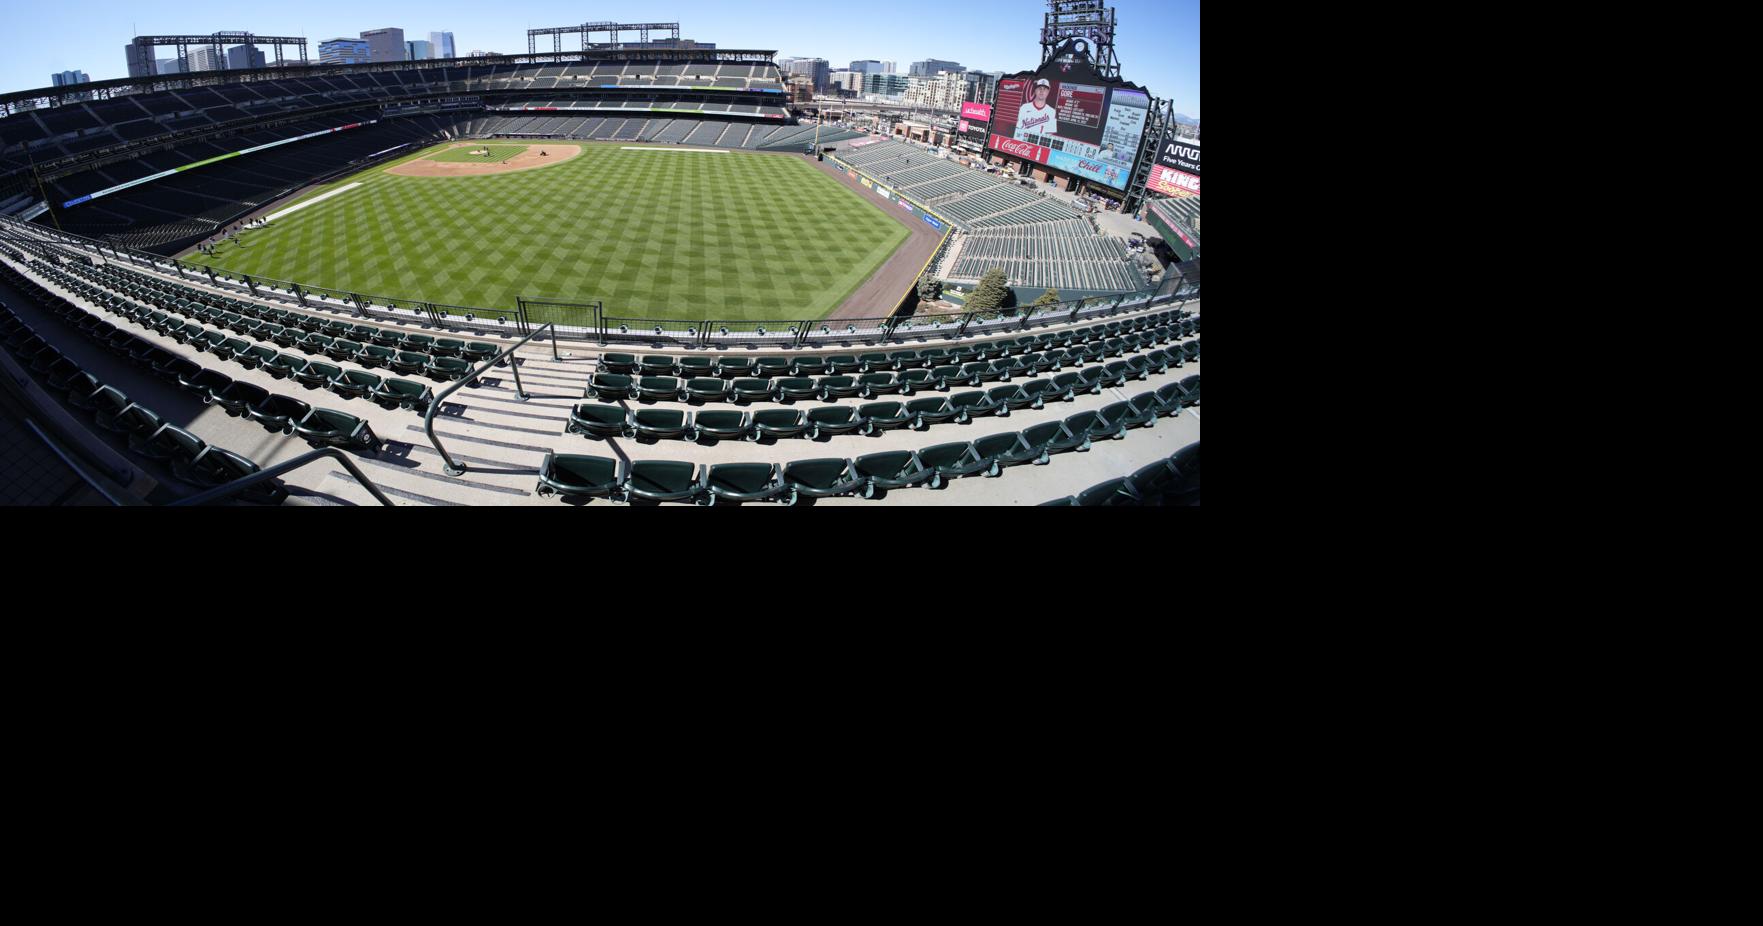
[{"left": 1015, "top": 79, "right": 1058, "bottom": 142}]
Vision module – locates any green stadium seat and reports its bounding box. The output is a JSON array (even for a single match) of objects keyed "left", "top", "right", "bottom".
[
  {"left": 295, "top": 361, "right": 342, "bottom": 391},
  {"left": 826, "top": 355, "right": 861, "bottom": 375},
  {"left": 43, "top": 357, "right": 87, "bottom": 393},
  {"left": 990, "top": 357, "right": 1027, "bottom": 381},
  {"left": 296, "top": 407, "right": 382, "bottom": 452},
  {"left": 348, "top": 325, "right": 380, "bottom": 344},
  {"left": 1105, "top": 359, "right": 1142, "bottom": 383},
  {"left": 401, "top": 334, "right": 436, "bottom": 353},
  {"left": 431, "top": 339, "right": 465, "bottom": 358},
  {"left": 919, "top": 442, "right": 988, "bottom": 489},
  {"left": 678, "top": 356, "right": 715, "bottom": 378},
  {"left": 1178, "top": 374, "right": 1199, "bottom": 405},
  {"left": 389, "top": 351, "right": 428, "bottom": 376},
  {"left": 637, "top": 376, "right": 683, "bottom": 402},
  {"left": 299, "top": 333, "right": 334, "bottom": 356},
  {"left": 322, "top": 320, "right": 352, "bottom": 338},
  {"left": 903, "top": 396, "right": 957, "bottom": 429},
  {"left": 563, "top": 403, "right": 628, "bottom": 440},
  {"left": 536, "top": 453, "right": 624, "bottom": 501},
  {"left": 462, "top": 342, "right": 499, "bottom": 364},
  {"left": 265, "top": 353, "right": 305, "bottom": 379},
  {"left": 589, "top": 372, "right": 636, "bottom": 401},
  {"left": 960, "top": 361, "right": 997, "bottom": 384},
  {"left": 948, "top": 346, "right": 979, "bottom": 365},
  {"left": 189, "top": 330, "right": 227, "bottom": 354},
  {"left": 136, "top": 422, "right": 203, "bottom": 462},
  {"left": 985, "top": 385, "right": 1023, "bottom": 415},
  {"left": 1072, "top": 477, "right": 1137, "bottom": 507},
  {"left": 750, "top": 408, "right": 808, "bottom": 441},
  {"left": 896, "top": 368, "right": 933, "bottom": 394},
  {"left": 790, "top": 355, "right": 828, "bottom": 377},
  {"left": 600, "top": 353, "right": 639, "bottom": 375},
  {"left": 355, "top": 345, "right": 395, "bottom": 369},
  {"left": 623, "top": 460, "right": 704, "bottom": 504},
  {"left": 684, "top": 377, "right": 731, "bottom": 403},
  {"left": 782, "top": 458, "right": 861, "bottom": 504},
  {"left": 776, "top": 377, "right": 819, "bottom": 402},
  {"left": 631, "top": 408, "right": 694, "bottom": 442},
  {"left": 1077, "top": 366, "right": 1116, "bottom": 392},
  {"left": 1021, "top": 352, "right": 1057, "bottom": 374},
  {"left": 972, "top": 432, "right": 1028, "bottom": 477},
  {"left": 888, "top": 350, "right": 923, "bottom": 370},
  {"left": 425, "top": 357, "right": 472, "bottom": 382},
  {"left": 1166, "top": 442, "right": 1200, "bottom": 505},
  {"left": 756, "top": 356, "right": 792, "bottom": 378},
  {"left": 705, "top": 462, "right": 787, "bottom": 505},
  {"left": 326, "top": 338, "right": 363, "bottom": 362},
  {"left": 857, "top": 372, "right": 899, "bottom": 398},
  {"left": 1151, "top": 381, "right": 1187, "bottom": 415},
  {"left": 806, "top": 405, "right": 862, "bottom": 439},
  {"left": 819, "top": 375, "right": 862, "bottom": 400},
  {"left": 1126, "top": 458, "right": 1179, "bottom": 505},
  {"left": 1015, "top": 420, "right": 1082, "bottom": 464},
  {"left": 182, "top": 447, "right": 288, "bottom": 506},
  {"left": 249, "top": 393, "right": 311, "bottom": 435},
  {"left": 214, "top": 337, "right": 253, "bottom": 363},
  {"left": 214, "top": 381, "right": 270, "bottom": 418},
  {"left": 369, "top": 328, "right": 402, "bottom": 348},
  {"left": 925, "top": 364, "right": 967, "bottom": 390},
  {"left": 693, "top": 410, "right": 752, "bottom": 442},
  {"left": 640, "top": 355, "right": 678, "bottom": 377},
  {"left": 946, "top": 390, "right": 997, "bottom": 421},
  {"left": 858, "top": 401, "right": 912, "bottom": 435},
  {"left": 270, "top": 325, "right": 303, "bottom": 348},
  {"left": 731, "top": 378, "right": 776, "bottom": 403},
  {"left": 331, "top": 370, "right": 382, "bottom": 401},
  {"left": 852, "top": 450, "right": 931, "bottom": 497},
  {"left": 1011, "top": 379, "right": 1059, "bottom": 410},
  {"left": 858, "top": 352, "right": 892, "bottom": 372},
  {"left": 919, "top": 348, "right": 949, "bottom": 367},
  {"left": 717, "top": 357, "right": 755, "bottom": 379},
  {"left": 371, "top": 378, "right": 433, "bottom": 413},
  {"left": 1064, "top": 409, "right": 1124, "bottom": 445}
]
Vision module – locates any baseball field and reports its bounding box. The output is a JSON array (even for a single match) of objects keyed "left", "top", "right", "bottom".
[{"left": 184, "top": 141, "right": 911, "bottom": 322}]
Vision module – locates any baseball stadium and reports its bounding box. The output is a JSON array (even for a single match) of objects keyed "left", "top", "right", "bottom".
[{"left": 0, "top": 2, "right": 1199, "bottom": 507}]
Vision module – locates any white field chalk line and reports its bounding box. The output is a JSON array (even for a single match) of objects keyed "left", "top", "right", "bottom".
[
  {"left": 620, "top": 147, "right": 731, "bottom": 153},
  {"left": 266, "top": 183, "right": 364, "bottom": 222}
]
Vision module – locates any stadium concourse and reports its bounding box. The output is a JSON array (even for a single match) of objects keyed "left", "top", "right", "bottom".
[{"left": 0, "top": 46, "right": 1196, "bottom": 507}]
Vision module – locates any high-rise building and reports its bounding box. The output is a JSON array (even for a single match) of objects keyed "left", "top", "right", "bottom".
[
  {"left": 406, "top": 40, "right": 434, "bottom": 61},
  {"left": 184, "top": 47, "right": 222, "bottom": 73},
  {"left": 910, "top": 59, "right": 963, "bottom": 78},
  {"left": 226, "top": 45, "right": 266, "bottom": 70},
  {"left": 864, "top": 73, "right": 909, "bottom": 98},
  {"left": 882, "top": 61, "right": 897, "bottom": 74},
  {"left": 849, "top": 60, "right": 882, "bottom": 74},
  {"left": 828, "top": 70, "right": 864, "bottom": 95},
  {"left": 787, "top": 58, "right": 830, "bottom": 94},
  {"left": 361, "top": 28, "right": 406, "bottom": 63},
  {"left": 429, "top": 32, "right": 456, "bottom": 59},
  {"left": 156, "top": 57, "right": 183, "bottom": 75},
  {"left": 319, "top": 38, "right": 371, "bottom": 65},
  {"left": 51, "top": 71, "right": 92, "bottom": 101},
  {"left": 964, "top": 71, "right": 1002, "bottom": 106},
  {"left": 125, "top": 43, "right": 157, "bottom": 78}
]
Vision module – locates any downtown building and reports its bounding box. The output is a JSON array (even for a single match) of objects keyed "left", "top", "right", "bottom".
[
  {"left": 361, "top": 28, "right": 406, "bottom": 63},
  {"left": 319, "top": 38, "right": 371, "bottom": 65}
]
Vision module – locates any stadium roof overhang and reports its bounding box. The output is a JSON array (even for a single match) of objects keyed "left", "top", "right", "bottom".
[{"left": 2, "top": 49, "right": 781, "bottom": 114}]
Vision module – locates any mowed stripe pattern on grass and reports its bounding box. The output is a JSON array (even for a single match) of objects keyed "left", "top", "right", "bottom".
[
  {"left": 189, "top": 143, "right": 909, "bottom": 322},
  {"left": 430, "top": 144, "right": 528, "bottom": 164}
]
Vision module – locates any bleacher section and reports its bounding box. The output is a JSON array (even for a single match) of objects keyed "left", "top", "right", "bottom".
[{"left": 947, "top": 223, "right": 1146, "bottom": 293}]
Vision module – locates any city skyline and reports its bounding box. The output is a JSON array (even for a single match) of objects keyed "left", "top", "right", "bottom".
[{"left": 0, "top": 0, "right": 1198, "bottom": 116}]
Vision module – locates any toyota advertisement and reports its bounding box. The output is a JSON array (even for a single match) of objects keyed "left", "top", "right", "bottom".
[
  {"left": 1146, "top": 135, "right": 1200, "bottom": 198},
  {"left": 987, "top": 65, "right": 1148, "bottom": 191}
]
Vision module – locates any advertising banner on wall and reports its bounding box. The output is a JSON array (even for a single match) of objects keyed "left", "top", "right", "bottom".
[
  {"left": 986, "top": 56, "right": 1148, "bottom": 191},
  {"left": 960, "top": 102, "right": 994, "bottom": 123},
  {"left": 1146, "top": 135, "right": 1200, "bottom": 198}
]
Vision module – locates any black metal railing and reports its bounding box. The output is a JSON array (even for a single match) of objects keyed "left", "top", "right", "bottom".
[
  {"left": 423, "top": 323, "right": 556, "bottom": 477},
  {"left": 167, "top": 446, "right": 394, "bottom": 507}
]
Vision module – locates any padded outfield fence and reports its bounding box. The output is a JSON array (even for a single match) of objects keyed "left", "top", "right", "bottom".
[{"left": 3, "top": 215, "right": 1197, "bottom": 351}]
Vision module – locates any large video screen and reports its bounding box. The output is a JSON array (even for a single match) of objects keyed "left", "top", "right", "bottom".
[{"left": 988, "top": 69, "right": 1148, "bottom": 191}]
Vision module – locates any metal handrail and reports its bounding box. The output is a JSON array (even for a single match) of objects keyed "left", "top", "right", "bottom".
[
  {"left": 21, "top": 419, "right": 146, "bottom": 506},
  {"left": 424, "top": 323, "right": 556, "bottom": 477},
  {"left": 169, "top": 446, "right": 395, "bottom": 506}
]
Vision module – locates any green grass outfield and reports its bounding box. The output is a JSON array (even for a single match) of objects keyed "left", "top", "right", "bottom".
[
  {"left": 185, "top": 142, "right": 909, "bottom": 322},
  {"left": 429, "top": 144, "right": 527, "bottom": 164}
]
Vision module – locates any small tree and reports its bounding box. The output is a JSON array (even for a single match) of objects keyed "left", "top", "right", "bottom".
[
  {"left": 1033, "top": 288, "right": 1062, "bottom": 307},
  {"left": 917, "top": 273, "right": 943, "bottom": 303},
  {"left": 966, "top": 268, "right": 1010, "bottom": 314}
]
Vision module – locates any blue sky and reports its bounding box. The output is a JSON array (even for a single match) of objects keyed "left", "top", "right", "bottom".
[{"left": 6, "top": 0, "right": 1199, "bottom": 116}]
